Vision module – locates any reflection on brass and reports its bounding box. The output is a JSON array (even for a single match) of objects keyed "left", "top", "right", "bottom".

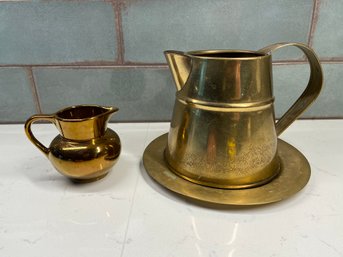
[
  {"left": 153, "top": 42, "right": 322, "bottom": 191},
  {"left": 25, "top": 105, "right": 121, "bottom": 182},
  {"left": 143, "top": 134, "right": 311, "bottom": 205}
]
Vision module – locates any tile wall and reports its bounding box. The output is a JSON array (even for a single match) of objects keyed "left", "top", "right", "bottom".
[{"left": 0, "top": 0, "right": 341, "bottom": 123}]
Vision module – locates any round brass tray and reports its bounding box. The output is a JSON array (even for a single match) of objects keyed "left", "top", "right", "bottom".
[{"left": 143, "top": 134, "right": 311, "bottom": 206}]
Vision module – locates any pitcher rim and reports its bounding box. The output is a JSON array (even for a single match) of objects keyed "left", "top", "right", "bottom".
[
  {"left": 185, "top": 49, "right": 270, "bottom": 60},
  {"left": 55, "top": 104, "right": 118, "bottom": 122}
]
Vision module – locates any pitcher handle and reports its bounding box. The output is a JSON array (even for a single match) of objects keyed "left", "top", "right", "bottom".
[
  {"left": 24, "top": 114, "right": 55, "bottom": 157},
  {"left": 258, "top": 42, "right": 323, "bottom": 136}
]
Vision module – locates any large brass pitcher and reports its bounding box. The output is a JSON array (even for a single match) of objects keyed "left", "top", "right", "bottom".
[{"left": 164, "top": 42, "right": 323, "bottom": 189}]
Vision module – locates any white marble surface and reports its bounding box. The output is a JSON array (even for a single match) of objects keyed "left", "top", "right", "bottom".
[{"left": 0, "top": 120, "right": 342, "bottom": 257}]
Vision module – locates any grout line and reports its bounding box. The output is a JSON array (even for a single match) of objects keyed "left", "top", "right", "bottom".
[
  {"left": 308, "top": 0, "right": 321, "bottom": 47},
  {"left": 317, "top": 58, "right": 343, "bottom": 63},
  {"left": 0, "top": 64, "right": 169, "bottom": 69},
  {"left": 0, "top": 0, "right": 36, "bottom": 2},
  {"left": 123, "top": 61, "right": 167, "bottom": 66},
  {"left": 111, "top": 120, "right": 171, "bottom": 123},
  {"left": 25, "top": 67, "right": 42, "bottom": 113},
  {"left": 275, "top": 59, "right": 343, "bottom": 64},
  {"left": 272, "top": 60, "right": 311, "bottom": 65},
  {"left": 1, "top": 59, "right": 343, "bottom": 69},
  {"left": 113, "top": 0, "right": 125, "bottom": 64},
  {"left": 0, "top": 57, "right": 343, "bottom": 69},
  {"left": 1, "top": 60, "right": 321, "bottom": 67},
  {"left": 0, "top": 0, "right": 112, "bottom": 2},
  {"left": 0, "top": 61, "right": 119, "bottom": 67},
  {"left": 0, "top": 63, "right": 168, "bottom": 68},
  {"left": 297, "top": 117, "right": 343, "bottom": 120}
]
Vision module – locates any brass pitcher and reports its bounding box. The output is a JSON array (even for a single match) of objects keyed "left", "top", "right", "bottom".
[
  {"left": 164, "top": 42, "right": 323, "bottom": 189},
  {"left": 25, "top": 105, "right": 121, "bottom": 182}
]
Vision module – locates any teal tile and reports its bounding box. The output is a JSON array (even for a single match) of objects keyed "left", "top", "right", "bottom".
[
  {"left": 273, "top": 64, "right": 311, "bottom": 119},
  {"left": 122, "top": 0, "right": 313, "bottom": 63},
  {"left": 273, "top": 63, "right": 342, "bottom": 119},
  {"left": 312, "top": 0, "right": 343, "bottom": 58},
  {"left": 304, "top": 64, "right": 343, "bottom": 118},
  {"left": 33, "top": 68, "right": 175, "bottom": 122},
  {"left": 0, "top": 2, "right": 116, "bottom": 64},
  {"left": 34, "top": 63, "right": 339, "bottom": 123},
  {"left": 0, "top": 68, "right": 37, "bottom": 122}
]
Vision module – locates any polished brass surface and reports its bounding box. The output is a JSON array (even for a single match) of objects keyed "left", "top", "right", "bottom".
[
  {"left": 25, "top": 105, "right": 121, "bottom": 182},
  {"left": 143, "top": 134, "right": 311, "bottom": 205},
  {"left": 160, "top": 42, "right": 322, "bottom": 190}
]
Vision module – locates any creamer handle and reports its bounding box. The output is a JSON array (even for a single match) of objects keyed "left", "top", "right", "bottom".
[
  {"left": 24, "top": 115, "right": 55, "bottom": 157},
  {"left": 259, "top": 42, "right": 323, "bottom": 135}
]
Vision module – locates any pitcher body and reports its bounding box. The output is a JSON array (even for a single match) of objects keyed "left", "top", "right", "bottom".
[
  {"left": 165, "top": 43, "right": 323, "bottom": 189},
  {"left": 165, "top": 50, "right": 279, "bottom": 189}
]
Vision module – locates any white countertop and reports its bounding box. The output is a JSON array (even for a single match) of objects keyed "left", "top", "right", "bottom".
[{"left": 0, "top": 120, "right": 342, "bottom": 257}]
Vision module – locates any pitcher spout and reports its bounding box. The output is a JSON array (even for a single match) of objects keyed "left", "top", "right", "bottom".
[
  {"left": 164, "top": 50, "right": 192, "bottom": 91},
  {"left": 102, "top": 106, "right": 119, "bottom": 119}
]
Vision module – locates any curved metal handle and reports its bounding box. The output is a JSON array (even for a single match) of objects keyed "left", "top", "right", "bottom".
[
  {"left": 24, "top": 114, "right": 55, "bottom": 157},
  {"left": 259, "top": 42, "right": 323, "bottom": 135}
]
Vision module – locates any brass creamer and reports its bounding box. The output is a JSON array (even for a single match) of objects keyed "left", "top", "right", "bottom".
[
  {"left": 25, "top": 105, "right": 121, "bottom": 182},
  {"left": 165, "top": 42, "right": 323, "bottom": 189}
]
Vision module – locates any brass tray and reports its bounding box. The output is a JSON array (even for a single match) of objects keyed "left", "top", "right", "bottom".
[{"left": 143, "top": 134, "right": 311, "bottom": 206}]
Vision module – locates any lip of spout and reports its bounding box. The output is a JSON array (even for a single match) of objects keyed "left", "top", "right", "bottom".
[
  {"left": 164, "top": 50, "right": 192, "bottom": 91},
  {"left": 103, "top": 106, "right": 119, "bottom": 115}
]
